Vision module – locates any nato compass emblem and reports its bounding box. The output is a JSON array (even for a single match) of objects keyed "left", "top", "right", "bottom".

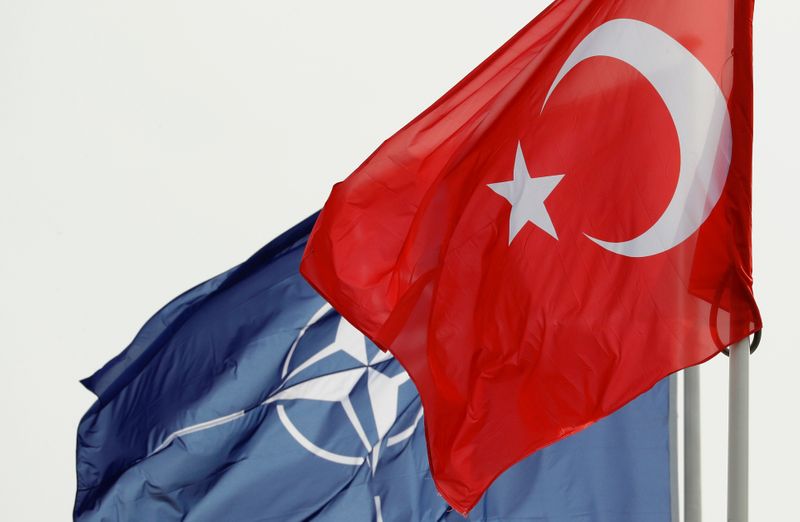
[{"left": 264, "top": 303, "right": 423, "bottom": 508}]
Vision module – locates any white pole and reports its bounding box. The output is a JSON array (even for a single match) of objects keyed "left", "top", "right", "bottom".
[
  {"left": 669, "top": 375, "right": 679, "bottom": 522},
  {"left": 684, "top": 365, "right": 702, "bottom": 522},
  {"left": 727, "top": 338, "right": 750, "bottom": 522}
]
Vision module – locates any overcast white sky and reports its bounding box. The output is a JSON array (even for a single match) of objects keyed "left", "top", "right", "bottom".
[{"left": 1, "top": 1, "right": 798, "bottom": 520}]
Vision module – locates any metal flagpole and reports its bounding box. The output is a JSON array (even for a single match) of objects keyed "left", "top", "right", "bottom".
[
  {"left": 727, "top": 0, "right": 755, "bottom": 517},
  {"left": 727, "top": 337, "right": 750, "bottom": 522},
  {"left": 684, "top": 365, "right": 702, "bottom": 522},
  {"left": 669, "top": 375, "right": 680, "bottom": 522}
]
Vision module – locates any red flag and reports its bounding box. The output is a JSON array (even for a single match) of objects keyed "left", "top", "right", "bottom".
[{"left": 301, "top": 0, "right": 761, "bottom": 513}]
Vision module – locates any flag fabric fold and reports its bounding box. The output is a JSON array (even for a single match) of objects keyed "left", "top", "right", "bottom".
[
  {"left": 301, "top": 0, "right": 761, "bottom": 512},
  {"left": 75, "top": 214, "right": 674, "bottom": 521}
]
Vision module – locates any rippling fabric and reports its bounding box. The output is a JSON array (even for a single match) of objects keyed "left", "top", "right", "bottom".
[
  {"left": 301, "top": 0, "right": 761, "bottom": 512},
  {"left": 76, "top": 214, "right": 672, "bottom": 521}
]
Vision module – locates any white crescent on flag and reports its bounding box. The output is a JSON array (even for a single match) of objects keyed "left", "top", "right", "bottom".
[{"left": 543, "top": 18, "right": 733, "bottom": 258}]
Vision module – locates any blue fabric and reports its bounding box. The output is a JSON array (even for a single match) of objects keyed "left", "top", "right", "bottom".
[{"left": 75, "top": 213, "right": 672, "bottom": 522}]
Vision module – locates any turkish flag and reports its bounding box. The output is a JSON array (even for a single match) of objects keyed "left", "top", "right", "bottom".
[{"left": 301, "top": 0, "right": 762, "bottom": 513}]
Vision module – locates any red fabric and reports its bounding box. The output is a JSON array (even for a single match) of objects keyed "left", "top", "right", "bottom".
[{"left": 301, "top": 0, "right": 761, "bottom": 513}]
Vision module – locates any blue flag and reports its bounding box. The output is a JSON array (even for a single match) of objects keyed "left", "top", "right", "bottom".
[{"left": 75, "top": 214, "right": 674, "bottom": 521}]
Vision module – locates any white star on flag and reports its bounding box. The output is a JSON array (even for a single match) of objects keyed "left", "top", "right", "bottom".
[{"left": 488, "top": 142, "right": 564, "bottom": 244}]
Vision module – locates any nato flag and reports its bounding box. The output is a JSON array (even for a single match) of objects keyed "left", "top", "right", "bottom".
[{"left": 75, "top": 213, "right": 674, "bottom": 521}]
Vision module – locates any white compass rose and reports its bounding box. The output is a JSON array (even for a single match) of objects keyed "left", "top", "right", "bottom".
[{"left": 264, "top": 303, "right": 423, "bottom": 473}]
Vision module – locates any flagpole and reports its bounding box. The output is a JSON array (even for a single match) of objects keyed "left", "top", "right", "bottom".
[
  {"left": 727, "top": 0, "right": 755, "bottom": 515},
  {"left": 684, "top": 365, "right": 702, "bottom": 522},
  {"left": 727, "top": 337, "right": 750, "bottom": 522},
  {"left": 669, "top": 375, "right": 680, "bottom": 522}
]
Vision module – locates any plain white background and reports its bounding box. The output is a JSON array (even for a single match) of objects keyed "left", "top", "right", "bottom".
[{"left": 1, "top": 1, "right": 798, "bottom": 520}]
